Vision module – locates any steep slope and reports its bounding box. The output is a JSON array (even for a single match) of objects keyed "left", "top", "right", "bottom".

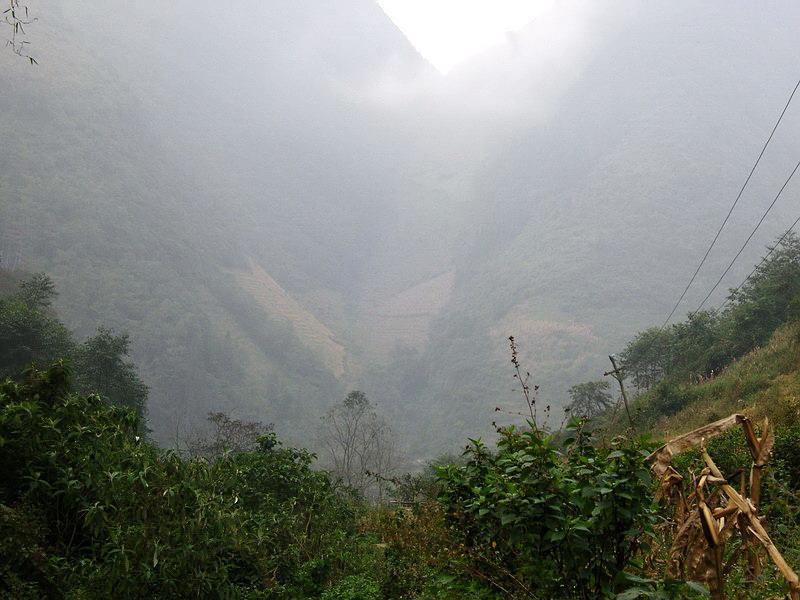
[
  {"left": 4, "top": 1, "right": 800, "bottom": 457},
  {"left": 0, "top": 0, "right": 430, "bottom": 444},
  {"left": 634, "top": 322, "right": 800, "bottom": 439},
  {"left": 233, "top": 260, "right": 347, "bottom": 378}
]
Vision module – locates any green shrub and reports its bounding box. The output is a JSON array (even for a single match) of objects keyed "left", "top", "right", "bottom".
[
  {"left": 613, "top": 574, "right": 708, "bottom": 598},
  {"left": 321, "top": 575, "right": 380, "bottom": 600},
  {"left": 0, "top": 363, "right": 376, "bottom": 598},
  {"left": 436, "top": 421, "right": 657, "bottom": 598},
  {"left": 650, "top": 381, "right": 693, "bottom": 418},
  {"left": 773, "top": 424, "right": 800, "bottom": 491},
  {"left": 0, "top": 503, "right": 57, "bottom": 599}
]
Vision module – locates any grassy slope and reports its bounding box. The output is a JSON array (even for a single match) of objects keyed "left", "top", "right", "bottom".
[{"left": 634, "top": 322, "right": 800, "bottom": 440}]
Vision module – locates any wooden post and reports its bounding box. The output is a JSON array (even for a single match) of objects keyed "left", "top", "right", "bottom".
[{"left": 604, "top": 355, "right": 634, "bottom": 428}]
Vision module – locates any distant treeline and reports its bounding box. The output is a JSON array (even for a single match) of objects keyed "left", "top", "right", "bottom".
[{"left": 621, "top": 233, "right": 800, "bottom": 391}]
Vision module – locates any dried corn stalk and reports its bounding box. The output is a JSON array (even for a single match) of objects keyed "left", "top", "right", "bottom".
[{"left": 646, "top": 414, "right": 799, "bottom": 600}]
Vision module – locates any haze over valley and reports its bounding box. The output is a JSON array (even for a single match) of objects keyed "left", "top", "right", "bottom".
[{"left": 3, "top": 0, "right": 800, "bottom": 457}]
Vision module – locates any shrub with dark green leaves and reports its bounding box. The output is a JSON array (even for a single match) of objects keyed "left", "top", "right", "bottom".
[
  {"left": 320, "top": 575, "right": 381, "bottom": 600},
  {"left": 436, "top": 422, "right": 657, "bottom": 599},
  {"left": 0, "top": 363, "right": 373, "bottom": 598},
  {"left": 649, "top": 381, "right": 694, "bottom": 419},
  {"left": 773, "top": 424, "right": 800, "bottom": 491}
]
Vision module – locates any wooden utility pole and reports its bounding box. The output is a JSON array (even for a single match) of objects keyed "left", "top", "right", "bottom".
[{"left": 604, "top": 355, "right": 634, "bottom": 428}]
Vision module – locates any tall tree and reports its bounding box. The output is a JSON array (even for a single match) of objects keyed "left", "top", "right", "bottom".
[
  {"left": 73, "top": 327, "right": 148, "bottom": 418},
  {"left": 17, "top": 272, "right": 56, "bottom": 309},
  {"left": 723, "top": 232, "right": 800, "bottom": 355},
  {"left": 0, "top": 273, "right": 73, "bottom": 376},
  {"left": 320, "top": 391, "right": 397, "bottom": 500},
  {"left": 0, "top": 273, "right": 148, "bottom": 420},
  {"left": 187, "top": 411, "right": 273, "bottom": 459},
  {"left": 620, "top": 327, "right": 677, "bottom": 391},
  {"left": 565, "top": 380, "right": 614, "bottom": 419}
]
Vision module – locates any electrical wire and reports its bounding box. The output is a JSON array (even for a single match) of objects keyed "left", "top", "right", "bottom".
[
  {"left": 661, "top": 77, "right": 800, "bottom": 327},
  {"left": 716, "top": 212, "right": 800, "bottom": 314},
  {"left": 692, "top": 158, "right": 800, "bottom": 315}
]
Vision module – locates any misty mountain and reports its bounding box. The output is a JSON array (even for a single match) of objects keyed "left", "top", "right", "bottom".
[{"left": 2, "top": 0, "right": 799, "bottom": 456}]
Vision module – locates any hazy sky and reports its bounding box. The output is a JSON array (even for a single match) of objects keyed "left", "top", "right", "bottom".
[{"left": 377, "top": 0, "right": 555, "bottom": 73}]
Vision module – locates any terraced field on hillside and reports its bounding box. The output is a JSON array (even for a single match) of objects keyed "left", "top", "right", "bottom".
[{"left": 234, "top": 260, "right": 347, "bottom": 378}]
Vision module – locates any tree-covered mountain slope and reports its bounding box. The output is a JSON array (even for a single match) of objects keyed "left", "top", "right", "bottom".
[{"left": 3, "top": 1, "right": 800, "bottom": 455}]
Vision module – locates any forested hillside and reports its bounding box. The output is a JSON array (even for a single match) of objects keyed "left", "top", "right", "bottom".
[
  {"left": 3, "top": 1, "right": 800, "bottom": 457},
  {"left": 7, "top": 2, "right": 800, "bottom": 597},
  {"left": 5, "top": 237, "right": 800, "bottom": 597}
]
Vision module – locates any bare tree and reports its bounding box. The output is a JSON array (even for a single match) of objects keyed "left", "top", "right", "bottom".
[
  {"left": 320, "top": 391, "right": 397, "bottom": 501},
  {"left": 187, "top": 411, "right": 273, "bottom": 459}
]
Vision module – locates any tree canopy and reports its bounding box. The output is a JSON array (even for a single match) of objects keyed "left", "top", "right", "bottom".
[
  {"left": 620, "top": 233, "right": 800, "bottom": 391},
  {"left": 0, "top": 272, "right": 147, "bottom": 419}
]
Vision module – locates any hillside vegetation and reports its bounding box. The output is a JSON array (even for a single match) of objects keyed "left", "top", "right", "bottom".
[
  {"left": 4, "top": 3, "right": 800, "bottom": 598},
  {"left": 633, "top": 322, "right": 800, "bottom": 438},
  {"left": 607, "top": 233, "right": 800, "bottom": 438},
  {"left": 4, "top": 233, "right": 800, "bottom": 598},
  {"left": 3, "top": 2, "right": 800, "bottom": 454}
]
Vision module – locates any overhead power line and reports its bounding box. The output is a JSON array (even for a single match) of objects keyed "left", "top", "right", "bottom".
[
  {"left": 716, "top": 212, "right": 800, "bottom": 314},
  {"left": 691, "top": 158, "right": 800, "bottom": 315},
  {"left": 661, "top": 77, "right": 800, "bottom": 327}
]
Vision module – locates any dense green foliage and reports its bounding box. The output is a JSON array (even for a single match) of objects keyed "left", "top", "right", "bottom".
[
  {"left": 0, "top": 272, "right": 147, "bottom": 418},
  {"left": 0, "top": 359, "right": 721, "bottom": 599},
  {"left": 436, "top": 423, "right": 658, "bottom": 598},
  {"left": 0, "top": 364, "right": 379, "bottom": 598}
]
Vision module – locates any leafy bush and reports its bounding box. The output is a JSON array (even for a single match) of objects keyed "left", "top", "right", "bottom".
[
  {"left": 320, "top": 575, "right": 380, "bottom": 600},
  {"left": 436, "top": 422, "right": 657, "bottom": 598},
  {"left": 0, "top": 363, "right": 375, "bottom": 598},
  {"left": 613, "top": 574, "right": 708, "bottom": 599},
  {"left": 649, "top": 382, "right": 693, "bottom": 419},
  {"left": 359, "top": 501, "right": 455, "bottom": 598},
  {"left": 773, "top": 424, "right": 800, "bottom": 491}
]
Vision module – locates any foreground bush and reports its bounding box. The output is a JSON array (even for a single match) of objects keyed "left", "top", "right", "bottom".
[
  {"left": 436, "top": 423, "right": 658, "bottom": 598},
  {"left": 0, "top": 363, "right": 374, "bottom": 598}
]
